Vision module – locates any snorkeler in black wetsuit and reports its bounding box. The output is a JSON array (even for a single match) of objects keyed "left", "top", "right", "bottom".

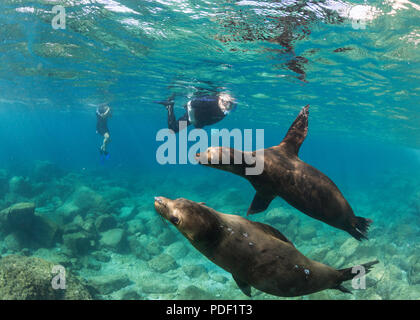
[
  {"left": 155, "top": 93, "right": 236, "bottom": 133},
  {"left": 96, "top": 105, "right": 112, "bottom": 155}
]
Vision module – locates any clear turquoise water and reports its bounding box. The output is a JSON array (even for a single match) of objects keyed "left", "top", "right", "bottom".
[{"left": 0, "top": 0, "right": 419, "bottom": 299}]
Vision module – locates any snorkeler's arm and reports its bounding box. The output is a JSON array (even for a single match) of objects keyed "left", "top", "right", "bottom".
[{"left": 98, "top": 107, "right": 111, "bottom": 118}]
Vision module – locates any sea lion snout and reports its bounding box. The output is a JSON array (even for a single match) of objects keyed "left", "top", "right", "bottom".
[
  {"left": 154, "top": 196, "right": 163, "bottom": 204},
  {"left": 195, "top": 148, "right": 213, "bottom": 165},
  {"left": 154, "top": 196, "right": 171, "bottom": 218},
  {"left": 195, "top": 147, "right": 233, "bottom": 166}
]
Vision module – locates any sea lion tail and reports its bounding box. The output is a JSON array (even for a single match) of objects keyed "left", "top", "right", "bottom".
[
  {"left": 349, "top": 216, "right": 373, "bottom": 241},
  {"left": 334, "top": 260, "right": 379, "bottom": 293}
]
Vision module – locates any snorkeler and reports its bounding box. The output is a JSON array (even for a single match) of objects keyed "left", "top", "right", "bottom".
[
  {"left": 96, "top": 104, "right": 112, "bottom": 156},
  {"left": 154, "top": 92, "right": 236, "bottom": 133}
]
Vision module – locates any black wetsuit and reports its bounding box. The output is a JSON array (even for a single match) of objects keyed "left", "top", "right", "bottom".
[
  {"left": 167, "top": 95, "right": 226, "bottom": 133},
  {"left": 96, "top": 107, "right": 109, "bottom": 136}
]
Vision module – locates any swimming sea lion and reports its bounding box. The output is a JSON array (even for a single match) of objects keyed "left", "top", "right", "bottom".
[
  {"left": 195, "top": 105, "right": 372, "bottom": 240},
  {"left": 154, "top": 196, "right": 378, "bottom": 297}
]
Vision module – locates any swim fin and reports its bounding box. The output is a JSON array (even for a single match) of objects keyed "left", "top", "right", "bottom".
[{"left": 153, "top": 93, "right": 176, "bottom": 107}]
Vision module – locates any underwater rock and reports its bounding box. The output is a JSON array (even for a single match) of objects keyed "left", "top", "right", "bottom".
[
  {"left": 3, "top": 233, "right": 22, "bottom": 252},
  {"left": 127, "top": 236, "right": 149, "bottom": 260},
  {"left": 63, "top": 232, "right": 94, "bottom": 255},
  {"left": 177, "top": 285, "right": 217, "bottom": 300},
  {"left": 148, "top": 253, "right": 178, "bottom": 273},
  {"left": 63, "top": 222, "right": 83, "bottom": 235},
  {"left": 33, "top": 248, "right": 71, "bottom": 268},
  {"left": 157, "top": 229, "right": 176, "bottom": 246},
  {"left": 299, "top": 225, "right": 317, "bottom": 240},
  {"left": 118, "top": 206, "right": 138, "bottom": 221},
  {"left": 103, "top": 186, "right": 130, "bottom": 202},
  {"left": 71, "top": 186, "right": 109, "bottom": 215},
  {"left": 182, "top": 265, "right": 207, "bottom": 279},
  {"left": 81, "top": 217, "right": 97, "bottom": 235},
  {"left": 137, "top": 234, "right": 162, "bottom": 257},
  {"left": 8, "top": 176, "right": 33, "bottom": 197},
  {"left": 33, "top": 161, "right": 63, "bottom": 182},
  {"left": 3, "top": 202, "right": 36, "bottom": 230},
  {"left": 408, "top": 255, "right": 420, "bottom": 285},
  {"left": 91, "top": 250, "right": 111, "bottom": 263},
  {"left": 395, "top": 223, "right": 419, "bottom": 239},
  {"left": 210, "top": 273, "right": 229, "bottom": 284},
  {"left": 0, "top": 202, "right": 61, "bottom": 249},
  {"left": 218, "top": 188, "right": 247, "bottom": 207},
  {"left": 265, "top": 208, "right": 293, "bottom": 226},
  {"left": 145, "top": 216, "right": 165, "bottom": 235},
  {"left": 0, "top": 169, "right": 8, "bottom": 194},
  {"left": 99, "top": 228, "right": 125, "bottom": 252},
  {"left": 126, "top": 219, "right": 146, "bottom": 235},
  {"left": 118, "top": 288, "right": 142, "bottom": 300},
  {"left": 32, "top": 215, "right": 61, "bottom": 248},
  {"left": 88, "top": 274, "right": 131, "bottom": 295},
  {"left": 56, "top": 201, "right": 82, "bottom": 224},
  {"left": 164, "top": 241, "right": 189, "bottom": 260},
  {"left": 0, "top": 255, "right": 92, "bottom": 300},
  {"left": 95, "top": 214, "right": 117, "bottom": 232},
  {"left": 310, "top": 247, "right": 329, "bottom": 262},
  {"left": 141, "top": 278, "right": 177, "bottom": 294},
  {"left": 339, "top": 238, "right": 360, "bottom": 258}
]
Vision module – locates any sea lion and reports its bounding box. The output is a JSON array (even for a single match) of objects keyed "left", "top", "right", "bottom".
[
  {"left": 195, "top": 105, "right": 372, "bottom": 240},
  {"left": 154, "top": 196, "right": 378, "bottom": 297}
]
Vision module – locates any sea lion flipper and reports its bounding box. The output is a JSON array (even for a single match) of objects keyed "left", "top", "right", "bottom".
[
  {"left": 279, "top": 104, "right": 309, "bottom": 155},
  {"left": 252, "top": 221, "right": 295, "bottom": 247},
  {"left": 232, "top": 275, "right": 252, "bottom": 297},
  {"left": 247, "top": 192, "right": 275, "bottom": 215}
]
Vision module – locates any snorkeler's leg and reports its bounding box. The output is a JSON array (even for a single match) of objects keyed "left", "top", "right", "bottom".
[
  {"left": 101, "top": 132, "right": 110, "bottom": 152},
  {"left": 168, "top": 110, "right": 191, "bottom": 133},
  {"left": 154, "top": 93, "right": 176, "bottom": 108}
]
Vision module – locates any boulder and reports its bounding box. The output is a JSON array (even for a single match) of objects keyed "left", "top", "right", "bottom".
[
  {"left": 63, "top": 232, "right": 94, "bottom": 255},
  {"left": 157, "top": 229, "right": 176, "bottom": 246},
  {"left": 164, "top": 241, "right": 189, "bottom": 260},
  {"left": 182, "top": 264, "right": 207, "bottom": 279},
  {"left": 119, "top": 206, "right": 138, "bottom": 221},
  {"left": 299, "top": 225, "right": 317, "bottom": 241},
  {"left": 127, "top": 219, "right": 146, "bottom": 235},
  {"left": 119, "top": 288, "right": 142, "bottom": 300},
  {"left": 408, "top": 255, "right": 420, "bottom": 285},
  {"left": 0, "top": 255, "right": 92, "bottom": 299},
  {"left": 91, "top": 250, "right": 111, "bottom": 263},
  {"left": 103, "top": 187, "right": 130, "bottom": 202},
  {"left": 8, "top": 176, "right": 33, "bottom": 197},
  {"left": 141, "top": 279, "right": 177, "bottom": 294},
  {"left": 95, "top": 214, "right": 117, "bottom": 232},
  {"left": 339, "top": 238, "right": 359, "bottom": 258},
  {"left": 55, "top": 201, "right": 82, "bottom": 224},
  {"left": 33, "top": 161, "right": 63, "bottom": 182},
  {"left": 3, "top": 233, "right": 22, "bottom": 252},
  {"left": 265, "top": 208, "right": 293, "bottom": 226},
  {"left": 0, "top": 169, "right": 8, "bottom": 194},
  {"left": 88, "top": 274, "right": 131, "bottom": 295},
  {"left": 148, "top": 253, "right": 178, "bottom": 273},
  {"left": 32, "top": 215, "right": 61, "bottom": 247},
  {"left": 177, "top": 285, "right": 217, "bottom": 300},
  {"left": 72, "top": 186, "right": 108, "bottom": 213},
  {"left": 4, "top": 202, "right": 36, "bottom": 230},
  {"left": 99, "top": 228, "right": 125, "bottom": 251},
  {"left": 0, "top": 202, "right": 61, "bottom": 248}
]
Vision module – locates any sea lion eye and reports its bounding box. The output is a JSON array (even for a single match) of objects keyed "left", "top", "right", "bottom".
[{"left": 170, "top": 216, "right": 180, "bottom": 225}]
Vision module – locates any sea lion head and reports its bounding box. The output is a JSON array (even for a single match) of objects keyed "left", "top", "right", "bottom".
[
  {"left": 154, "top": 197, "right": 221, "bottom": 243},
  {"left": 195, "top": 147, "right": 245, "bottom": 175}
]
